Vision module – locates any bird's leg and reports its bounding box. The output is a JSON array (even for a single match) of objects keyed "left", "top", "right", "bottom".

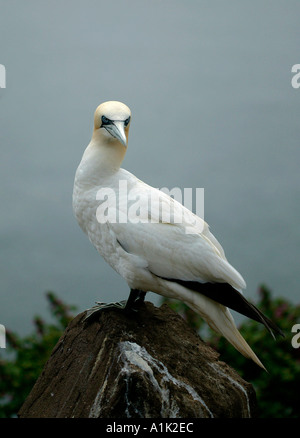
[
  {"left": 124, "top": 289, "right": 147, "bottom": 313},
  {"left": 83, "top": 289, "right": 146, "bottom": 322}
]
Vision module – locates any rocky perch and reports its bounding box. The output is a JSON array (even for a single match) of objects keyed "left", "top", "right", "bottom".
[{"left": 18, "top": 301, "right": 257, "bottom": 418}]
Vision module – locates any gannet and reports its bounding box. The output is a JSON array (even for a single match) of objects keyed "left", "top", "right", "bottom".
[{"left": 73, "top": 101, "right": 283, "bottom": 369}]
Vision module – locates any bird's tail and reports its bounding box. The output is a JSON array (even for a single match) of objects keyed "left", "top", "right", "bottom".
[
  {"left": 214, "top": 309, "right": 266, "bottom": 370},
  {"left": 159, "top": 278, "right": 270, "bottom": 369},
  {"left": 186, "top": 296, "right": 266, "bottom": 370}
]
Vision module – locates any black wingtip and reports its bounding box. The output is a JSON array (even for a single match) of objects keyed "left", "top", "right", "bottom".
[{"left": 158, "top": 276, "right": 284, "bottom": 338}]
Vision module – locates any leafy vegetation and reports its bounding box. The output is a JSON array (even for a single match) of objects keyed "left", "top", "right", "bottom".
[
  {"left": 0, "top": 292, "right": 75, "bottom": 418},
  {"left": 0, "top": 286, "right": 299, "bottom": 418}
]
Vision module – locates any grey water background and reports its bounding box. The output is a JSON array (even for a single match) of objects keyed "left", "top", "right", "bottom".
[{"left": 0, "top": 1, "right": 299, "bottom": 335}]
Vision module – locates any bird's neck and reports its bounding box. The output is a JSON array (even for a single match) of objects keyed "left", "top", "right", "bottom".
[{"left": 75, "top": 132, "right": 126, "bottom": 187}]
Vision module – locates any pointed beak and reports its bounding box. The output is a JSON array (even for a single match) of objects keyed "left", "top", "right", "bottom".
[{"left": 105, "top": 121, "right": 127, "bottom": 146}]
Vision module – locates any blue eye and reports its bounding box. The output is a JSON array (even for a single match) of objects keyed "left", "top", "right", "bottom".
[
  {"left": 124, "top": 117, "right": 131, "bottom": 127},
  {"left": 101, "top": 115, "right": 111, "bottom": 125}
]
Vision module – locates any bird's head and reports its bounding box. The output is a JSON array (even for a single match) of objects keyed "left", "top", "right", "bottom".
[{"left": 93, "top": 101, "right": 131, "bottom": 147}]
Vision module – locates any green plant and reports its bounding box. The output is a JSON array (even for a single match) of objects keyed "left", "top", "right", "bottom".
[{"left": 0, "top": 292, "right": 76, "bottom": 418}]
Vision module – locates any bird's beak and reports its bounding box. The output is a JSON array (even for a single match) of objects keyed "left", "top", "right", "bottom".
[{"left": 105, "top": 121, "right": 127, "bottom": 146}]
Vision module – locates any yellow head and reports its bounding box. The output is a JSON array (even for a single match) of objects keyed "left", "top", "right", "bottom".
[{"left": 93, "top": 101, "right": 131, "bottom": 147}]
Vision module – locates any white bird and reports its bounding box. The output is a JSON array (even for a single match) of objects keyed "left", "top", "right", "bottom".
[{"left": 73, "top": 101, "right": 283, "bottom": 370}]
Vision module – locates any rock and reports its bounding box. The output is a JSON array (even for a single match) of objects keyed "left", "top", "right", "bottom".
[{"left": 18, "top": 301, "right": 257, "bottom": 418}]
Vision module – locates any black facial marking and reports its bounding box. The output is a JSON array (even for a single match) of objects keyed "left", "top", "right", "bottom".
[{"left": 101, "top": 115, "right": 112, "bottom": 126}]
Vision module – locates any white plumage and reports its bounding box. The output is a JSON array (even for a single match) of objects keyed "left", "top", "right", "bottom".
[{"left": 73, "top": 101, "right": 282, "bottom": 370}]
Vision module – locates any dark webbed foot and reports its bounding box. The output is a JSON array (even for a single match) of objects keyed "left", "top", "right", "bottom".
[{"left": 84, "top": 289, "right": 147, "bottom": 322}]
